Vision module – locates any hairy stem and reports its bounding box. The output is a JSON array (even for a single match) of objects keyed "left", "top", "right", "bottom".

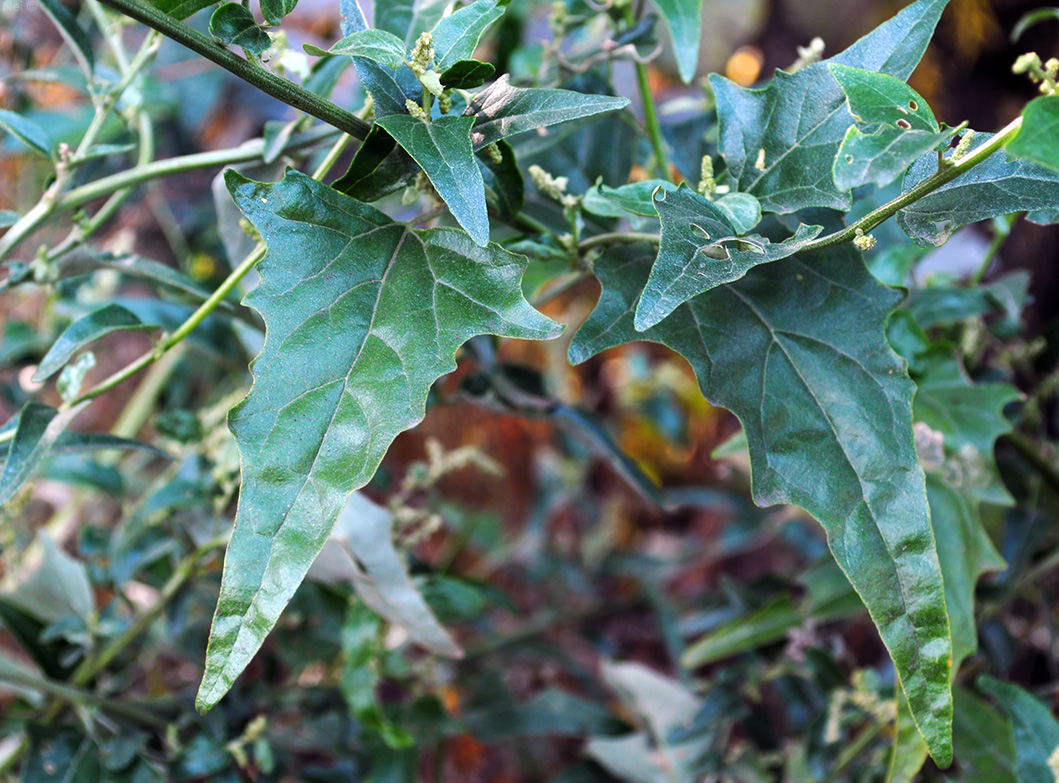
[
  {"left": 801, "top": 116, "right": 1025, "bottom": 254},
  {"left": 98, "top": 0, "right": 371, "bottom": 140}
]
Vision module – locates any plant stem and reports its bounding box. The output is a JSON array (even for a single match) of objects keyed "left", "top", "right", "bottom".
[
  {"left": 578, "top": 231, "right": 661, "bottom": 252},
  {"left": 970, "top": 213, "right": 1016, "bottom": 284},
  {"left": 801, "top": 116, "right": 1025, "bottom": 254},
  {"left": 624, "top": 6, "right": 670, "bottom": 181},
  {"left": 0, "top": 668, "right": 168, "bottom": 727},
  {"left": 98, "top": 0, "right": 371, "bottom": 140}
]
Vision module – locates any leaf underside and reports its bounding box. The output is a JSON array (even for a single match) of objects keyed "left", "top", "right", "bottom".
[
  {"left": 570, "top": 243, "right": 954, "bottom": 764},
  {"left": 196, "top": 169, "right": 560, "bottom": 711}
]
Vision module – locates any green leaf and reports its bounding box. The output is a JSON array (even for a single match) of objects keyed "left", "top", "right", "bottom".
[
  {"left": 147, "top": 0, "right": 217, "bottom": 19},
  {"left": 465, "top": 75, "right": 629, "bottom": 150},
  {"left": 322, "top": 28, "right": 409, "bottom": 70},
  {"left": 714, "top": 192, "right": 763, "bottom": 234},
  {"left": 260, "top": 0, "right": 297, "bottom": 26},
  {"left": 373, "top": 0, "right": 449, "bottom": 48},
  {"left": 634, "top": 185, "right": 822, "bottom": 330},
  {"left": 0, "top": 109, "right": 56, "bottom": 159},
  {"left": 37, "top": 0, "right": 95, "bottom": 76},
  {"left": 375, "top": 114, "right": 489, "bottom": 245},
  {"left": 1008, "top": 96, "right": 1059, "bottom": 173},
  {"left": 830, "top": 64, "right": 939, "bottom": 130},
  {"left": 952, "top": 685, "right": 1017, "bottom": 783},
  {"left": 570, "top": 243, "right": 954, "bottom": 765},
  {"left": 432, "top": 0, "right": 503, "bottom": 72},
  {"left": 339, "top": 0, "right": 423, "bottom": 117},
  {"left": 0, "top": 431, "right": 169, "bottom": 461},
  {"left": 0, "top": 210, "right": 19, "bottom": 228},
  {"left": 978, "top": 676, "right": 1059, "bottom": 783},
  {"left": 33, "top": 304, "right": 156, "bottom": 383},
  {"left": 583, "top": 179, "right": 675, "bottom": 218},
  {"left": 711, "top": 0, "right": 949, "bottom": 213},
  {"left": 913, "top": 353, "right": 1020, "bottom": 506},
  {"left": 683, "top": 596, "right": 801, "bottom": 666},
  {"left": 925, "top": 476, "right": 1004, "bottom": 669},
  {"left": 341, "top": 601, "right": 415, "bottom": 749},
  {"left": 651, "top": 0, "right": 702, "bottom": 83},
  {"left": 330, "top": 124, "right": 419, "bottom": 201},
  {"left": 195, "top": 169, "right": 560, "bottom": 712},
  {"left": 0, "top": 402, "right": 88, "bottom": 505},
  {"left": 209, "top": 3, "right": 272, "bottom": 56},
  {"left": 478, "top": 138, "right": 523, "bottom": 219},
  {"left": 3, "top": 532, "right": 94, "bottom": 626},
  {"left": 897, "top": 134, "right": 1059, "bottom": 245},
  {"left": 440, "top": 59, "right": 495, "bottom": 89},
  {"left": 829, "top": 64, "right": 949, "bottom": 190}
]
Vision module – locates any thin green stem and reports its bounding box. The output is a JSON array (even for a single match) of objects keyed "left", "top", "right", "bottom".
[
  {"left": 624, "top": 6, "right": 670, "bottom": 181},
  {"left": 970, "top": 213, "right": 1016, "bottom": 284},
  {"left": 98, "top": 0, "right": 371, "bottom": 140},
  {"left": 0, "top": 669, "right": 167, "bottom": 727},
  {"left": 578, "top": 231, "right": 661, "bottom": 253},
  {"left": 800, "top": 116, "right": 1025, "bottom": 254},
  {"left": 312, "top": 133, "right": 354, "bottom": 180}
]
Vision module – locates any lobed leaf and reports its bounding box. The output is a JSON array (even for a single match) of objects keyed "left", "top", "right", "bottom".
[
  {"left": 634, "top": 185, "right": 821, "bottom": 330},
  {"left": 195, "top": 169, "right": 560, "bottom": 712},
  {"left": 711, "top": 0, "right": 949, "bottom": 213},
  {"left": 570, "top": 243, "right": 954, "bottom": 765},
  {"left": 897, "top": 133, "right": 1059, "bottom": 245},
  {"left": 375, "top": 114, "right": 489, "bottom": 245},
  {"left": 1008, "top": 96, "right": 1059, "bottom": 174}
]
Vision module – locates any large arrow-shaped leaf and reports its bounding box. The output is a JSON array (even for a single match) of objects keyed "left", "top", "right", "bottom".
[
  {"left": 569, "top": 243, "right": 954, "bottom": 765},
  {"left": 710, "top": 0, "right": 949, "bottom": 214},
  {"left": 196, "top": 170, "right": 561, "bottom": 711}
]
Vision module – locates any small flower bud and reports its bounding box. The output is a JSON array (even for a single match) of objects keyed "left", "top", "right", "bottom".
[
  {"left": 529, "top": 164, "right": 570, "bottom": 202},
  {"left": 485, "top": 143, "right": 503, "bottom": 164},
  {"left": 1013, "top": 51, "right": 1042, "bottom": 77},
  {"left": 438, "top": 91, "right": 453, "bottom": 114},
  {"left": 697, "top": 155, "right": 716, "bottom": 198},
  {"left": 952, "top": 129, "right": 975, "bottom": 161},
  {"left": 853, "top": 228, "right": 876, "bottom": 251},
  {"left": 405, "top": 98, "right": 427, "bottom": 120},
  {"left": 410, "top": 31, "right": 434, "bottom": 75}
]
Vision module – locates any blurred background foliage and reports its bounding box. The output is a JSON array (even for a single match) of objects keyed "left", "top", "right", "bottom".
[{"left": 1, "top": 0, "right": 1059, "bottom": 779}]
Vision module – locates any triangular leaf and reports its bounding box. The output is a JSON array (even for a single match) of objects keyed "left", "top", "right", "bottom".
[
  {"left": 375, "top": 114, "right": 490, "bottom": 245},
  {"left": 464, "top": 75, "right": 629, "bottom": 150},
  {"left": 570, "top": 243, "right": 953, "bottom": 765},
  {"left": 321, "top": 28, "right": 409, "bottom": 70},
  {"left": 195, "top": 169, "right": 560, "bottom": 711},
  {"left": 635, "top": 185, "right": 822, "bottom": 329},
  {"left": 711, "top": 0, "right": 949, "bottom": 213}
]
